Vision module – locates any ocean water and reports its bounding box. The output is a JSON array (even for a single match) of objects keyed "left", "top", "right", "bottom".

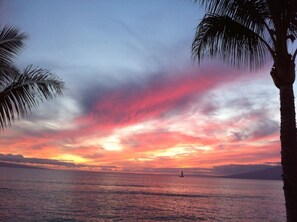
[{"left": 0, "top": 167, "right": 285, "bottom": 221}]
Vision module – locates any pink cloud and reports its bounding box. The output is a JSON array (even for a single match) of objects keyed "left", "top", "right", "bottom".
[
  {"left": 75, "top": 66, "right": 241, "bottom": 134},
  {"left": 0, "top": 65, "right": 278, "bottom": 171},
  {"left": 121, "top": 131, "right": 219, "bottom": 152}
]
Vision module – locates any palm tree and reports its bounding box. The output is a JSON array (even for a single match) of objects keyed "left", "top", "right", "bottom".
[
  {"left": 0, "top": 26, "right": 64, "bottom": 129},
  {"left": 191, "top": 0, "right": 297, "bottom": 221}
]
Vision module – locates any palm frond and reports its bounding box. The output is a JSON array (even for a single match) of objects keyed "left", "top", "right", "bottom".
[
  {"left": 194, "top": 0, "right": 267, "bottom": 16},
  {"left": 0, "top": 26, "right": 27, "bottom": 64},
  {"left": 280, "top": 0, "right": 297, "bottom": 40},
  {"left": 289, "top": 5, "right": 297, "bottom": 38},
  {"left": 0, "top": 65, "right": 65, "bottom": 129},
  {"left": 194, "top": 0, "right": 297, "bottom": 48},
  {"left": 194, "top": 1, "right": 270, "bottom": 33},
  {"left": 0, "top": 63, "right": 19, "bottom": 87},
  {"left": 192, "top": 14, "right": 271, "bottom": 70}
]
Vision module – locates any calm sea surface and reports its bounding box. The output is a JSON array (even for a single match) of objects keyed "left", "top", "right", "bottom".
[{"left": 0, "top": 167, "right": 285, "bottom": 221}]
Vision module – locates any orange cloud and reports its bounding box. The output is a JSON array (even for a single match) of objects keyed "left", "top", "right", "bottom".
[{"left": 0, "top": 65, "right": 280, "bottom": 172}]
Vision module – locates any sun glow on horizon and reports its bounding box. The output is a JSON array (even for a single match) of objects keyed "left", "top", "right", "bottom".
[{"left": 55, "top": 154, "right": 88, "bottom": 164}]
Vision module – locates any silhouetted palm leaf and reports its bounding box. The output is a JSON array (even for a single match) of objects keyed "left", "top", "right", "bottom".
[
  {"left": 0, "top": 65, "right": 64, "bottom": 129},
  {"left": 192, "top": 14, "right": 270, "bottom": 70},
  {"left": 0, "top": 26, "right": 64, "bottom": 130},
  {"left": 0, "top": 26, "right": 26, "bottom": 87},
  {"left": 192, "top": 0, "right": 277, "bottom": 70},
  {"left": 0, "top": 26, "right": 27, "bottom": 64},
  {"left": 0, "top": 63, "right": 19, "bottom": 87}
]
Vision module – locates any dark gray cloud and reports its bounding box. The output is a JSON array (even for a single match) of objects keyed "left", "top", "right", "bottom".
[
  {"left": 230, "top": 110, "right": 279, "bottom": 141},
  {"left": 231, "top": 131, "right": 249, "bottom": 141},
  {"left": 0, "top": 153, "right": 85, "bottom": 168},
  {"left": 212, "top": 163, "right": 280, "bottom": 176},
  {"left": 123, "top": 163, "right": 281, "bottom": 176},
  {"left": 76, "top": 68, "right": 149, "bottom": 116},
  {"left": 251, "top": 119, "right": 279, "bottom": 139},
  {"left": 99, "top": 165, "right": 118, "bottom": 171}
]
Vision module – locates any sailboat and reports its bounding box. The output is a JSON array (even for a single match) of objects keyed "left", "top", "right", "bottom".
[{"left": 179, "top": 170, "right": 184, "bottom": 177}]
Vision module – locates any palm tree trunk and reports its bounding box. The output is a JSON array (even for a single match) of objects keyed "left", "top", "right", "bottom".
[{"left": 279, "top": 84, "right": 297, "bottom": 222}]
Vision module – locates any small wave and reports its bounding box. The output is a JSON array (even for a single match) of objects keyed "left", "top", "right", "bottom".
[
  {"left": 8, "top": 179, "right": 151, "bottom": 189},
  {"left": 0, "top": 187, "right": 11, "bottom": 191},
  {"left": 104, "top": 190, "right": 211, "bottom": 198},
  {"left": 139, "top": 215, "right": 207, "bottom": 221},
  {"left": 59, "top": 188, "right": 210, "bottom": 199},
  {"left": 113, "top": 184, "right": 149, "bottom": 188},
  {"left": 42, "top": 218, "right": 83, "bottom": 222},
  {"left": 91, "top": 189, "right": 268, "bottom": 201}
]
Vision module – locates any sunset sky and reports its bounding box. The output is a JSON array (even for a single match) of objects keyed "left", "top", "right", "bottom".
[{"left": 0, "top": 0, "right": 284, "bottom": 175}]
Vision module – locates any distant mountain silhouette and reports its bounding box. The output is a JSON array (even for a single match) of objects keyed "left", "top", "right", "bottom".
[
  {"left": 0, "top": 161, "right": 46, "bottom": 170},
  {"left": 224, "top": 166, "right": 282, "bottom": 180}
]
